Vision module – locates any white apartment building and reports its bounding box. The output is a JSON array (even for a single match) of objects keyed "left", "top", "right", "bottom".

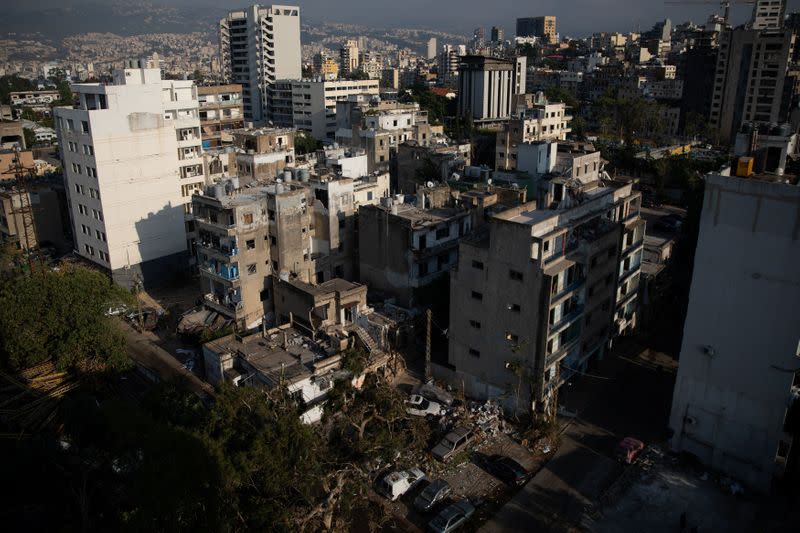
[
  {"left": 427, "top": 38, "right": 438, "bottom": 60},
  {"left": 458, "top": 55, "right": 527, "bottom": 124},
  {"left": 219, "top": 4, "right": 302, "bottom": 123},
  {"left": 340, "top": 39, "right": 360, "bottom": 76},
  {"left": 268, "top": 78, "right": 380, "bottom": 141},
  {"left": 669, "top": 171, "right": 800, "bottom": 492},
  {"left": 54, "top": 65, "right": 203, "bottom": 287},
  {"left": 496, "top": 95, "right": 572, "bottom": 170}
]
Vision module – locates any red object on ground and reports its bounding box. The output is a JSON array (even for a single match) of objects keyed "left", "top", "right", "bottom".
[{"left": 616, "top": 437, "right": 645, "bottom": 464}]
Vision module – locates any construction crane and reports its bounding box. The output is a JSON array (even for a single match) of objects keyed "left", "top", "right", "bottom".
[{"left": 664, "top": 0, "right": 756, "bottom": 26}]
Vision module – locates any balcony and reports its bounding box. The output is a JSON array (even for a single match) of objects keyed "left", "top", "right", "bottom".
[
  {"left": 200, "top": 262, "right": 240, "bottom": 282},
  {"left": 548, "top": 305, "right": 584, "bottom": 334},
  {"left": 198, "top": 241, "right": 239, "bottom": 259},
  {"left": 545, "top": 338, "right": 579, "bottom": 368},
  {"left": 204, "top": 293, "right": 243, "bottom": 317},
  {"left": 550, "top": 277, "right": 585, "bottom": 303},
  {"left": 544, "top": 241, "right": 579, "bottom": 265}
]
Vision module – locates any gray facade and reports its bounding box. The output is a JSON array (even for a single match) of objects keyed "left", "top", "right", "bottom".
[{"left": 669, "top": 173, "right": 800, "bottom": 492}]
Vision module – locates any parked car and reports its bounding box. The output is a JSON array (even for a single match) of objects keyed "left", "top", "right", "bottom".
[
  {"left": 412, "top": 383, "right": 454, "bottom": 407},
  {"left": 431, "top": 427, "right": 474, "bottom": 462},
  {"left": 406, "top": 394, "right": 446, "bottom": 417},
  {"left": 477, "top": 454, "right": 530, "bottom": 486},
  {"left": 616, "top": 437, "right": 645, "bottom": 464},
  {"left": 413, "top": 479, "right": 452, "bottom": 512},
  {"left": 105, "top": 304, "right": 128, "bottom": 316},
  {"left": 376, "top": 468, "right": 426, "bottom": 501},
  {"left": 428, "top": 499, "right": 475, "bottom": 532}
]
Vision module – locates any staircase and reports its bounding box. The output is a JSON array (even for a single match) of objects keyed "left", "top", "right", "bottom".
[{"left": 353, "top": 325, "right": 380, "bottom": 355}]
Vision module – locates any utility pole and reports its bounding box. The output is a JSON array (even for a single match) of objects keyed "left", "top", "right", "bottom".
[{"left": 425, "top": 308, "right": 432, "bottom": 383}]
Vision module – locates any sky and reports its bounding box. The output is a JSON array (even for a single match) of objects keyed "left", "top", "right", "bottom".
[
  {"left": 188, "top": 0, "right": 800, "bottom": 35},
  {"left": 20, "top": 0, "right": 800, "bottom": 37}
]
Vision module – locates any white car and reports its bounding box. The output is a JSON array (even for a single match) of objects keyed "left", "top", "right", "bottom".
[
  {"left": 406, "top": 394, "right": 445, "bottom": 417},
  {"left": 105, "top": 304, "right": 128, "bottom": 316},
  {"left": 376, "top": 468, "right": 426, "bottom": 501}
]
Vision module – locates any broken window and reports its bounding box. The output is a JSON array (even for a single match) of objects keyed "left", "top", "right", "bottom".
[
  {"left": 247, "top": 263, "right": 257, "bottom": 274},
  {"left": 246, "top": 239, "right": 255, "bottom": 250}
]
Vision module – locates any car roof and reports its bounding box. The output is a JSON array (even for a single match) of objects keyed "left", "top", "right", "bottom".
[{"left": 449, "top": 426, "right": 472, "bottom": 438}]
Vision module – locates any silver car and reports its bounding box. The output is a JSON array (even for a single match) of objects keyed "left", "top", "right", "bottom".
[
  {"left": 414, "top": 479, "right": 451, "bottom": 512},
  {"left": 431, "top": 426, "right": 473, "bottom": 461},
  {"left": 428, "top": 500, "right": 475, "bottom": 532}
]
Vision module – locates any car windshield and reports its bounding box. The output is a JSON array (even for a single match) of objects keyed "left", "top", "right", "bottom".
[{"left": 418, "top": 398, "right": 430, "bottom": 409}]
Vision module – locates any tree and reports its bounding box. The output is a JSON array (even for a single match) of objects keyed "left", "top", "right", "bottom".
[
  {"left": 191, "top": 69, "right": 204, "bottom": 84},
  {"left": 23, "top": 127, "right": 36, "bottom": 148},
  {"left": 0, "top": 266, "right": 132, "bottom": 372},
  {"left": 0, "top": 74, "right": 36, "bottom": 105},
  {"left": 294, "top": 132, "right": 322, "bottom": 155}
]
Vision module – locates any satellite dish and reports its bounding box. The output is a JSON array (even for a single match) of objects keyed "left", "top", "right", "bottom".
[{"left": 426, "top": 181, "right": 434, "bottom": 188}]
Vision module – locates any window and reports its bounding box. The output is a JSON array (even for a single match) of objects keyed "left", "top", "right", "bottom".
[
  {"left": 506, "top": 332, "right": 519, "bottom": 344},
  {"left": 84, "top": 244, "right": 95, "bottom": 256},
  {"left": 83, "top": 144, "right": 94, "bottom": 155},
  {"left": 509, "top": 269, "right": 523, "bottom": 281},
  {"left": 436, "top": 227, "right": 450, "bottom": 239},
  {"left": 68, "top": 141, "right": 77, "bottom": 152},
  {"left": 80, "top": 121, "right": 89, "bottom": 133},
  {"left": 509, "top": 303, "right": 521, "bottom": 313},
  {"left": 78, "top": 204, "right": 87, "bottom": 215},
  {"left": 468, "top": 348, "right": 480, "bottom": 358},
  {"left": 87, "top": 167, "right": 97, "bottom": 178},
  {"left": 543, "top": 240, "right": 550, "bottom": 252},
  {"left": 89, "top": 188, "right": 99, "bottom": 199},
  {"left": 67, "top": 119, "right": 74, "bottom": 131},
  {"left": 471, "top": 260, "right": 484, "bottom": 270},
  {"left": 243, "top": 213, "right": 253, "bottom": 224},
  {"left": 81, "top": 224, "right": 90, "bottom": 235},
  {"left": 98, "top": 250, "right": 108, "bottom": 262},
  {"left": 74, "top": 183, "right": 83, "bottom": 194},
  {"left": 72, "top": 163, "right": 82, "bottom": 174},
  {"left": 92, "top": 209, "right": 103, "bottom": 221},
  {"left": 247, "top": 263, "right": 257, "bottom": 274},
  {"left": 471, "top": 290, "right": 483, "bottom": 301},
  {"left": 246, "top": 239, "right": 256, "bottom": 250},
  {"left": 469, "top": 320, "right": 481, "bottom": 329}
]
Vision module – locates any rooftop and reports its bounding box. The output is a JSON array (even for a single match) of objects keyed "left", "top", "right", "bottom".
[{"left": 375, "top": 202, "right": 468, "bottom": 228}]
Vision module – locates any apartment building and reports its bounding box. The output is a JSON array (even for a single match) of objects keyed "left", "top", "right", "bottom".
[
  {"left": 9, "top": 90, "right": 60, "bottom": 109},
  {"left": 751, "top": 0, "right": 786, "bottom": 30},
  {"left": 393, "top": 141, "right": 471, "bottom": 193},
  {"left": 219, "top": 4, "right": 302, "bottom": 123},
  {"left": 267, "top": 78, "right": 380, "bottom": 141},
  {"left": 516, "top": 16, "right": 557, "bottom": 45},
  {"left": 495, "top": 94, "right": 572, "bottom": 171},
  {"left": 669, "top": 171, "right": 800, "bottom": 492},
  {"left": 444, "top": 142, "right": 643, "bottom": 414},
  {"left": 358, "top": 194, "right": 472, "bottom": 307},
  {"left": 439, "top": 45, "right": 462, "bottom": 87},
  {"left": 710, "top": 26, "right": 795, "bottom": 142},
  {"left": 427, "top": 38, "right": 438, "bottom": 60},
  {"left": 198, "top": 84, "right": 244, "bottom": 149},
  {"left": 54, "top": 64, "right": 202, "bottom": 287},
  {"left": 458, "top": 56, "right": 527, "bottom": 125},
  {"left": 231, "top": 127, "right": 296, "bottom": 184},
  {"left": 340, "top": 39, "right": 360, "bottom": 77},
  {"left": 335, "top": 96, "right": 434, "bottom": 172}
]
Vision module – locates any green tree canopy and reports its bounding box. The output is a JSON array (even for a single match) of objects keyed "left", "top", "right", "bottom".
[{"left": 0, "top": 266, "right": 132, "bottom": 371}]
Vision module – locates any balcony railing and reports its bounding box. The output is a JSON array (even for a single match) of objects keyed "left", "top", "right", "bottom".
[
  {"left": 198, "top": 242, "right": 239, "bottom": 257},
  {"left": 550, "top": 278, "right": 585, "bottom": 303},
  {"left": 548, "top": 305, "right": 584, "bottom": 333},
  {"left": 204, "top": 293, "right": 243, "bottom": 315},
  {"left": 545, "top": 338, "right": 579, "bottom": 368},
  {"left": 201, "top": 263, "right": 240, "bottom": 282}
]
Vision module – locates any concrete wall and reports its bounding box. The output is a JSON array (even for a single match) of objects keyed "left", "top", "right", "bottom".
[{"left": 669, "top": 173, "right": 800, "bottom": 492}]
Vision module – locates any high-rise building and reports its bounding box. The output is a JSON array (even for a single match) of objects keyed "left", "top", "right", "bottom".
[
  {"left": 473, "top": 27, "right": 486, "bottom": 48},
  {"left": 54, "top": 64, "right": 202, "bottom": 287},
  {"left": 710, "top": 27, "right": 795, "bottom": 142},
  {"left": 219, "top": 4, "right": 302, "bottom": 124},
  {"left": 516, "top": 16, "right": 557, "bottom": 44},
  {"left": 445, "top": 142, "right": 643, "bottom": 414},
  {"left": 427, "top": 38, "right": 438, "bottom": 60},
  {"left": 491, "top": 26, "right": 505, "bottom": 43},
  {"left": 198, "top": 85, "right": 244, "bottom": 149},
  {"left": 439, "top": 44, "right": 461, "bottom": 86},
  {"left": 340, "top": 39, "right": 360, "bottom": 77},
  {"left": 457, "top": 55, "right": 527, "bottom": 124},
  {"left": 751, "top": 0, "right": 786, "bottom": 30},
  {"left": 669, "top": 171, "right": 800, "bottom": 492}
]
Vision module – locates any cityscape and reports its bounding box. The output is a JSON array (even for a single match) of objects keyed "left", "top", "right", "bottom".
[{"left": 0, "top": 1, "right": 799, "bottom": 531}]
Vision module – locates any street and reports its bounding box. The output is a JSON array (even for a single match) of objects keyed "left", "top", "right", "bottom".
[{"left": 480, "top": 337, "right": 678, "bottom": 532}]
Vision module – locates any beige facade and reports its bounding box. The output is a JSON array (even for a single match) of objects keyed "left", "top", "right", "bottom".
[
  {"left": 232, "top": 127, "right": 296, "bottom": 184},
  {"left": 496, "top": 96, "right": 572, "bottom": 170},
  {"left": 198, "top": 84, "right": 244, "bottom": 149}
]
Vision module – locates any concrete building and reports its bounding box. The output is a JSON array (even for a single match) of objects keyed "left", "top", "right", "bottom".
[
  {"left": 495, "top": 94, "right": 572, "bottom": 170},
  {"left": 427, "top": 38, "right": 438, "bottom": 60},
  {"left": 393, "top": 141, "right": 471, "bottom": 193},
  {"left": 0, "top": 179, "right": 70, "bottom": 253},
  {"left": 231, "top": 127, "right": 296, "bottom": 185},
  {"left": 457, "top": 56, "right": 527, "bottom": 125},
  {"left": 335, "top": 96, "right": 434, "bottom": 172},
  {"left": 439, "top": 45, "right": 462, "bottom": 87},
  {"left": 9, "top": 90, "right": 60, "bottom": 109},
  {"left": 516, "top": 16, "right": 557, "bottom": 45},
  {"left": 340, "top": 39, "right": 360, "bottom": 77},
  {"left": 668, "top": 171, "right": 800, "bottom": 492},
  {"left": 219, "top": 4, "right": 302, "bottom": 123},
  {"left": 491, "top": 26, "right": 505, "bottom": 43},
  {"left": 751, "top": 0, "right": 786, "bottom": 30},
  {"left": 54, "top": 64, "right": 202, "bottom": 287},
  {"left": 198, "top": 85, "right": 244, "bottom": 149},
  {"left": 443, "top": 143, "right": 643, "bottom": 415},
  {"left": 267, "top": 78, "right": 380, "bottom": 141},
  {"left": 358, "top": 194, "right": 472, "bottom": 307},
  {"left": 710, "top": 27, "right": 795, "bottom": 142}
]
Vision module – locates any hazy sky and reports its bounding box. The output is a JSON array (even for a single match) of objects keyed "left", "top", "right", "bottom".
[
  {"left": 21, "top": 0, "right": 800, "bottom": 36},
  {"left": 198, "top": 0, "right": 800, "bottom": 35}
]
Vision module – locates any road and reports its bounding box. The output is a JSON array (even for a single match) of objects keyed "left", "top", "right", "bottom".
[{"left": 480, "top": 337, "right": 677, "bottom": 532}]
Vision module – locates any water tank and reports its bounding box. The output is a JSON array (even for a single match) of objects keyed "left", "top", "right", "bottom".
[
  {"left": 276, "top": 183, "right": 285, "bottom": 194},
  {"left": 283, "top": 170, "right": 292, "bottom": 182},
  {"left": 279, "top": 270, "right": 290, "bottom": 282},
  {"left": 380, "top": 196, "right": 393, "bottom": 208},
  {"left": 298, "top": 169, "right": 310, "bottom": 182},
  {"left": 391, "top": 204, "right": 399, "bottom": 215},
  {"left": 394, "top": 193, "right": 405, "bottom": 204},
  {"left": 213, "top": 184, "right": 224, "bottom": 199}
]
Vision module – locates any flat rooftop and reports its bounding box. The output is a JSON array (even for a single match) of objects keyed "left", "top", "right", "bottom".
[{"left": 386, "top": 203, "right": 467, "bottom": 227}]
